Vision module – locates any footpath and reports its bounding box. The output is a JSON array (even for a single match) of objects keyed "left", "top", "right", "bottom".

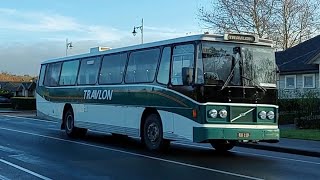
[{"left": 0, "top": 109, "right": 319, "bottom": 158}]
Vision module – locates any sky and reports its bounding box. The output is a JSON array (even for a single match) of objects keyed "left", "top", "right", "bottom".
[{"left": 0, "top": 0, "right": 211, "bottom": 76}]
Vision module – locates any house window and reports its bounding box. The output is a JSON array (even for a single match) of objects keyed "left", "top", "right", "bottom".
[
  {"left": 303, "top": 74, "right": 315, "bottom": 88},
  {"left": 285, "top": 75, "right": 296, "bottom": 89}
]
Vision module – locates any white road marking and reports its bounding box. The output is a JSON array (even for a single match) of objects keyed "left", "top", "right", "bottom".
[
  {"left": 2, "top": 115, "right": 319, "bottom": 165},
  {"left": 0, "top": 127, "right": 262, "bottom": 180},
  {"left": 173, "top": 142, "right": 320, "bottom": 165},
  {"left": 1, "top": 115, "right": 58, "bottom": 124},
  {"left": 0, "top": 175, "right": 11, "bottom": 180},
  {"left": 0, "top": 159, "right": 51, "bottom": 180}
]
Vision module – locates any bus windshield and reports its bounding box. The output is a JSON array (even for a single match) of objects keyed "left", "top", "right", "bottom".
[{"left": 199, "top": 42, "right": 276, "bottom": 88}]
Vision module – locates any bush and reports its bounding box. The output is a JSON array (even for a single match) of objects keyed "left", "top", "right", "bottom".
[
  {"left": 0, "top": 89, "right": 11, "bottom": 98},
  {"left": 11, "top": 97, "right": 36, "bottom": 110},
  {"left": 278, "top": 90, "right": 320, "bottom": 129}
]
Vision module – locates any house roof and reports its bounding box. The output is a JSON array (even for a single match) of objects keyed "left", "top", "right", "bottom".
[
  {"left": 276, "top": 35, "right": 320, "bottom": 73},
  {"left": 18, "top": 82, "right": 36, "bottom": 91},
  {"left": 0, "top": 82, "right": 21, "bottom": 92}
]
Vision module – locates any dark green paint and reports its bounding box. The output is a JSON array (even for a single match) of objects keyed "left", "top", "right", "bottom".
[
  {"left": 37, "top": 85, "right": 278, "bottom": 126},
  {"left": 193, "top": 127, "right": 279, "bottom": 142}
]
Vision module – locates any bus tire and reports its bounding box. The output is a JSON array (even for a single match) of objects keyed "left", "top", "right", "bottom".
[
  {"left": 210, "top": 140, "right": 235, "bottom": 152},
  {"left": 142, "top": 114, "right": 170, "bottom": 151},
  {"left": 64, "top": 109, "right": 87, "bottom": 138}
]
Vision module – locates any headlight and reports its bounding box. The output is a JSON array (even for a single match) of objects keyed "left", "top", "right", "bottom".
[
  {"left": 259, "top": 111, "right": 267, "bottom": 119},
  {"left": 209, "top": 109, "right": 218, "bottom": 118},
  {"left": 219, "top": 109, "right": 228, "bottom": 118},
  {"left": 267, "top": 111, "right": 275, "bottom": 119}
]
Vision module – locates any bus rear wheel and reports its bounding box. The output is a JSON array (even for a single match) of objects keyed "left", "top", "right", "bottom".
[
  {"left": 142, "top": 114, "right": 170, "bottom": 151},
  {"left": 210, "top": 140, "right": 235, "bottom": 152},
  {"left": 64, "top": 109, "right": 87, "bottom": 138}
]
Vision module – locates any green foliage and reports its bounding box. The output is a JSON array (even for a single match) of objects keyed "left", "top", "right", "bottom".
[
  {"left": 11, "top": 97, "right": 36, "bottom": 110},
  {"left": 0, "top": 89, "right": 10, "bottom": 97},
  {"left": 278, "top": 90, "right": 320, "bottom": 129}
]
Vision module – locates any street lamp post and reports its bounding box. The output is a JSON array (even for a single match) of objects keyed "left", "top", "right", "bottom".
[
  {"left": 132, "top": 18, "right": 144, "bottom": 44},
  {"left": 66, "top": 38, "right": 73, "bottom": 56}
]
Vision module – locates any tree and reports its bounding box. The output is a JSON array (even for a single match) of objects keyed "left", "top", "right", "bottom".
[{"left": 198, "top": 0, "right": 320, "bottom": 50}]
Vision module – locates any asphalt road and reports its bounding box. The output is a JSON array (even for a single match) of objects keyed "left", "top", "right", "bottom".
[{"left": 0, "top": 115, "right": 319, "bottom": 180}]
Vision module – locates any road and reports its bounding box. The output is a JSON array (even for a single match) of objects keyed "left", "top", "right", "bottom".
[{"left": 0, "top": 114, "right": 319, "bottom": 180}]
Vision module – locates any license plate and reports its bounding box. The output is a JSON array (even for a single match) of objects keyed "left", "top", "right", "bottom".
[{"left": 238, "top": 132, "right": 250, "bottom": 138}]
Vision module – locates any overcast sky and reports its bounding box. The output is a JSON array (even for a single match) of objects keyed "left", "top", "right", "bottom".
[{"left": 0, "top": 0, "right": 210, "bottom": 76}]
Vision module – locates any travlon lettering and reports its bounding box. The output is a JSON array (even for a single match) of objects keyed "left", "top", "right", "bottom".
[{"left": 83, "top": 90, "right": 113, "bottom": 100}]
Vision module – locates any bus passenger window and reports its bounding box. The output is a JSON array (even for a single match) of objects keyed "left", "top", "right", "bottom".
[
  {"left": 99, "top": 53, "right": 127, "bottom": 84},
  {"left": 78, "top": 57, "right": 101, "bottom": 85},
  {"left": 125, "top": 48, "right": 160, "bottom": 83},
  {"left": 59, "top": 60, "right": 79, "bottom": 86}
]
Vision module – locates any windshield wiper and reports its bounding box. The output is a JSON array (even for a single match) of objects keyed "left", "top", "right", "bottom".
[
  {"left": 241, "top": 75, "right": 266, "bottom": 92},
  {"left": 221, "top": 55, "right": 241, "bottom": 91}
]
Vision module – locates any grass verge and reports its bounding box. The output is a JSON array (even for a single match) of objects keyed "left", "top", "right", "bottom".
[{"left": 280, "top": 129, "right": 320, "bottom": 141}]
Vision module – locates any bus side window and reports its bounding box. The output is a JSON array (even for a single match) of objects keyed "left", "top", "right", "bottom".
[
  {"left": 157, "top": 47, "right": 171, "bottom": 84},
  {"left": 125, "top": 48, "right": 160, "bottom": 83},
  {"left": 44, "top": 63, "right": 62, "bottom": 87},
  {"left": 99, "top": 53, "right": 127, "bottom": 84},
  {"left": 78, "top": 57, "right": 101, "bottom": 85},
  {"left": 59, "top": 60, "right": 79, "bottom": 86},
  {"left": 171, "top": 44, "right": 195, "bottom": 85}
]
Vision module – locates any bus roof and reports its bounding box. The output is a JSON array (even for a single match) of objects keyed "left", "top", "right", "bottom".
[{"left": 42, "top": 33, "right": 273, "bottom": 64}]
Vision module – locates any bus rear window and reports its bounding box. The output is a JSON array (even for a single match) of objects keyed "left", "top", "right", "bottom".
[{"left": 44, "top": 63, "right": 62, "bottom": 87}]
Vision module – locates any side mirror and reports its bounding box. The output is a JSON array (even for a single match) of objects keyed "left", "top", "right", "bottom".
[{"left": 182, "top": 67, "right": 194, "bottom": 85}]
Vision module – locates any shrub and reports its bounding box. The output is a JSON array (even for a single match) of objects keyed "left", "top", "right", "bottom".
[
  {"left": 11, "top": 97, "right": 36, "bottom": 110},
  {"left": 278, "top": 90, "right": 320, "bottom": 129}
]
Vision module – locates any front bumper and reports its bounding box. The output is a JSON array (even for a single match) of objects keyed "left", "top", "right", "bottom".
[{"left": 193, "top": 127, "right": 279, "bottom": 143}]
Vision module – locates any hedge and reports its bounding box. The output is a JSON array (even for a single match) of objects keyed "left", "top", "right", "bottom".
[
  {"left": 11, "top": 97, "right": 36, "bottom": 110},
  {"left": 278, "top": 90, "right": 320, "bottom": 129}
]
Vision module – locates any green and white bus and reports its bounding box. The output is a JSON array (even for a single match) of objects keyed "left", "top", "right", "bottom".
[{"left": 36, "top": 33, "right": 279, "bottom": 151}]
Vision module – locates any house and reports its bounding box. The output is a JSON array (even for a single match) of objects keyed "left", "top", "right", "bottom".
[
  {"left": 17, "top": 82, "right": 36, "bottom": 97},
  {"left": 0, "top": 81, "right": 36, "bottom": 97},
  {"left": 276, "top": 35, "right": 320, "bottom": 98}
]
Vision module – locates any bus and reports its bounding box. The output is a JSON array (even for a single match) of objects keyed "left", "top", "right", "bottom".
[{"left": 36, "top": 33, "right": 279, "bottom": 152}]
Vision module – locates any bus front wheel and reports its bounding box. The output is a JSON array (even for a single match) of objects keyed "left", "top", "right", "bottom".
[
  {"left": 142, "top": 114, "right": 170, "bottom": 151},
  {"left": 210, "top": 140, "right": 235, "bottom": 152},
  {"left": 64, "top": 109, "right": 87, "bottom": 138}
]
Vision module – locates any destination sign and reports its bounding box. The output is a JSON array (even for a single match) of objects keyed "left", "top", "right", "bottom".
[{"left": 224, "top": 33, "right": 257, "bottom": 43}]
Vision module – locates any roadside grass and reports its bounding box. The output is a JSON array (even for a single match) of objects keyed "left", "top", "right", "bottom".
[{"left": 280, "top": 129, "right": 320, "bottom": 141}]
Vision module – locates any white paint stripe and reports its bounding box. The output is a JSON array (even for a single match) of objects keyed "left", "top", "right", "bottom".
[
  {"left": 0, "top": 127, "right": 262, "bottom": 180},
  {"left": 0, "top": 175, "right": 11, "bottom": 180},
  {"left": 0, "top": 159, "right": 51, "bottom": 180},
  {"left": 173, "top": 142, "right": 320, "bottom": 165},
  {"left": 2, "top": 115, "right": 58, "bottom": 124}
]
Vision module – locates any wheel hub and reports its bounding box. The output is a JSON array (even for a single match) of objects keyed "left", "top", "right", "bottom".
[
  {"left": 66, "top": 115, "right": 73, "bottom": 131},
  {"left": 147, "top": 122, "right": 159, "bottom": 142}
]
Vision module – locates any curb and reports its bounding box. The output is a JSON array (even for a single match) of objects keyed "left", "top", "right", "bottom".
[{"left": 237, "top": 143, "right": 320, "bottom": 158}]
